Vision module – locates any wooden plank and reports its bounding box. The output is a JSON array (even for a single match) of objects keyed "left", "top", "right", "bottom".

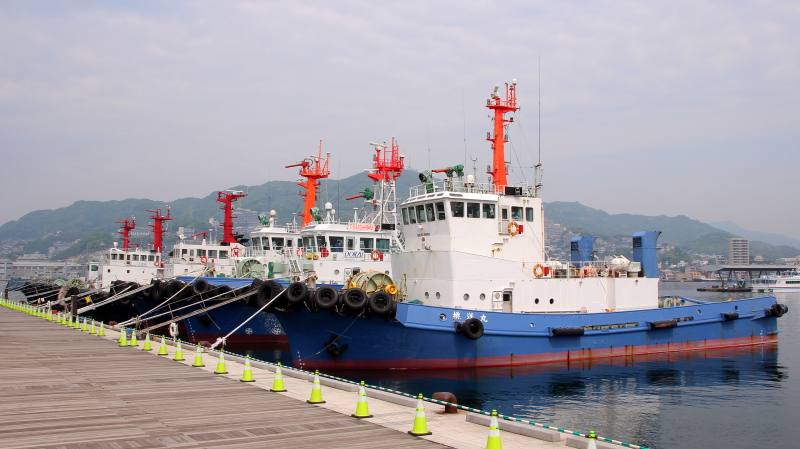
[{"left": 0, "top": 308, "right": 448, "bottom": 449}]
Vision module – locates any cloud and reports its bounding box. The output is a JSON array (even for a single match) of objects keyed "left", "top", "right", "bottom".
[{"left": 1, "top": 0, "right": 799, "bottom": 239}]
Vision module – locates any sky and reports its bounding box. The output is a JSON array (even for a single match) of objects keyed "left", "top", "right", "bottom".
[{"left": 1, "top": 1, "right": 799, "bottom": 240}]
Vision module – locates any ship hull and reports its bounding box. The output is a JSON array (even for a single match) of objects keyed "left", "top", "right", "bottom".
[{"left": 273, "top": 296, "right": 782, "bottom": 370}]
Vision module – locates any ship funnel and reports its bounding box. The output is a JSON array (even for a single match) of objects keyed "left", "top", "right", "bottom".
[
  {"left": 570, "top": 236, "right": 598, "bottom": 264},
  {"left": 632, "top": 231, "right": 661, "bottom": 278}
]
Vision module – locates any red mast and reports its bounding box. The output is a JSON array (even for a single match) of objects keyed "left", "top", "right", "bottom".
[
  {"left": 486, "top": 79, "right": 519, "bottom": 189},
  {"left": 217, "top": 190, "right": 246, "bottom": 244},
  {"left": 286, "top": 141, "right": 330, "bottom": 227},
  {"left": 147, "top": 208, "right": 172, "bottom": 253},
  {"left": 367, "top": 137, "right": 404, "bottom": 182},
  {"left": 115, "top": 218, "right": 135, "bottom": 251}
]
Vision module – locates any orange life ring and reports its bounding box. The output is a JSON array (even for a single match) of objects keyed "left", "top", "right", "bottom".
[
  {"left": 296, "top": 248, "right": 304, "bottom": 257},
  {"left": 508, "top": 221, "right": 520, "bottom": 236},
  {"left": 533, "top": 264, "right": 544, "bottom": 278},
  {"left": 231, "top": 247, "right": 241, "bottom": 257},
  {"left": 371, "top": 250, "right": 381, "bottom": 261},
  {"left": 375, "top": 224, "right": 380, "bottom": 232},
  {"left": 200, "top": 256, "right": 208, "bottom": 263},
  {"left": 320, "top": 248, "right": 330, "bottom": 258},
  {"left": 154, "top": 261, "right": 160, "bottom": 267}
]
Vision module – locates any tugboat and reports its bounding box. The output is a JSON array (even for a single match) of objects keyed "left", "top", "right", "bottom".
[{"left": 251, "top": 79, "right": 789, "bottom": 370}]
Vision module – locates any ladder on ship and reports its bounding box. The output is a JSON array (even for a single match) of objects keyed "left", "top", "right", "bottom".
[{"left": 288, "top": 259, "right": 302, "bottom": 278}]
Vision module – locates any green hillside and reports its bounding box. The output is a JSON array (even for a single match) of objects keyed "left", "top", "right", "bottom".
[{"left": 544, "top": 202, "right": 729, "bottom": 244}]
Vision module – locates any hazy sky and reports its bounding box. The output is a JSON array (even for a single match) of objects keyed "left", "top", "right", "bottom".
[{"left": 2, "top": 1, "right": 799, "bottom": 239}]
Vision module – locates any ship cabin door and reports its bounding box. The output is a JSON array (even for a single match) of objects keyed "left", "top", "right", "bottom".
[{"left": 502, "top": 289, "right": 513, "bottom": 313}]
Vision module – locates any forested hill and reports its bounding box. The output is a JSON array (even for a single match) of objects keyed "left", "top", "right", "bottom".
[
  {"left": 2, "top": 178, "right": 798, "bottom": 261},
  {"left": 544, "top": 202, "right": 727, "bottom": 244}
]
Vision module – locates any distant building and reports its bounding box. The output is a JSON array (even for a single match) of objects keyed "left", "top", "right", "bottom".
[
  {"left": 11, "top": 254, "right": 85, "bottom": 280},
  {"left": 728, "top": 238, "right": 750, "bottom": 265},
  {"left": 0, "top": 259, "right": 12, "bottom": 278}
]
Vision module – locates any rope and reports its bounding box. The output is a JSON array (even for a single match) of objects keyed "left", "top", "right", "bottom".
[
  {"left": 209, "top": 287, "right": 290, "bottom": 350},
  {"left": 138, "top": 289, "right": 258, "bottom": 334},
  {"left": 119, "top": 284, "right": 250, "bottom": 327}
]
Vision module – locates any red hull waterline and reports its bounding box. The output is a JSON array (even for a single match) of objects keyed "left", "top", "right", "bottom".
[
  {"left": 294, "top": 334, "right": 779, "bottom": 370},
  {"left": 187, "top": 333, "right": 288, "bottom": 345}
]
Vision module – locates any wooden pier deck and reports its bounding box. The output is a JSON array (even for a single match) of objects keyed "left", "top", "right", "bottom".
[{"left": 0, "top": 307, "right": 449, "bottom": 449}]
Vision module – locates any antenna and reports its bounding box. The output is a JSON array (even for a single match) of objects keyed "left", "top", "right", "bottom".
[{"left": 538, "top": 55, "right": 542, "bottom": 164}]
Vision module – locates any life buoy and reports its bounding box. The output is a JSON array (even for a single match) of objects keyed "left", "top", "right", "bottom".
[
  {"left": 168, "top": 322, "right": 179, "bottom": 338},
  {"left": 375, "top": 224, "right": 380, "bottom": 232},
  {"left": 231, "top": 247, "right": 241, "bottom": 257},
  {"left": 154, "top": 261, "right": 160, "bottom": 267},
  {"left": 371, "top": 250, "right": 381, "bottom": 261},
  {"left": 320, "top": 248, "right": 330, "bottom": 258},
  {"left": 200, "top": 256, "right": 208, "bottom": 263},
  {"left": 296, "top": 248, "right": 304, "bottom": 257},
  {"left": 508, "top": 221, "right": 520, "bottom": 236},
  {"left": 533, "top": 264, "right": 545, "bottom": 278}
]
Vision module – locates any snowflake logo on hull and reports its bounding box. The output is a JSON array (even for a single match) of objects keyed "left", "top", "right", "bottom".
[{"left": 452, "top": 311, "right": 461, "bottom": 320}]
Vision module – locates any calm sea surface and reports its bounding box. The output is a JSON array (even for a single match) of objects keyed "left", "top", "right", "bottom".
[
  {"left": 232, "top": 282, "right": 799, "bottom": 449},
  {"left": 5, "top": 281, "right": 796, "bottom": 448}
]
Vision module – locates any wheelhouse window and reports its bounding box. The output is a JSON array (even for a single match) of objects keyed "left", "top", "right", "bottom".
[
  {"left": 451, "top": 201, "right": 465, "bottom": 217},
  {"left": 407, "top": 207, "right": 417, "bottom": 224},
  {"left": 111, "top": 254, "right": 118, "bottom": 260},
  {"left": 511, "top": 207, "right": 523, "bottom": 220},
  {"left": 272, "top": 237, "right": 284, "bottom": 250},
  {"left": 526, "top": 207, "right": 534, "bottom": 221},
  {"left": 250, "top": 237, "right": 261, "bottom": 248},
  {"left": 402, "top": 207, "right": 410, "bottom": 225},
  {"left": 181, "top": 249, "right": 188, "bottom": 256},
  {"left": 425, "top": 203, "right": 435, "bottom": 221},
  {"left": 360, "top": 238, "right": 374, "bottom": 251},
  {"left": 285, "top": 239, "right": 294, "bottom": 248},
  {"left": 197, "top": 249, "right": 207, "bottom": 257},
  {"left": 416, "top": 205, "right": 426, "bottom": 222},
  {"left": 376, "top": 238, "right": 390, "bottom": 253},
  {"left": 208, "top": 250, "right": 218, "bottom": 258},
  {"left": 501, "top": 208, "right": 509, "bottom": 220},
  {"left": 148, "top": 255, "right": 155, "bottom": 261},
  {"left": 316, "top": 236, "right": 326, "bottom": 250},
  {"left": 466, "top": 202, "right": 480, "bottom": 218},
  {"left": 302, "top": 236, "right": 316, "bottom": 252},
  {"left": 132, "top": 255, "right": 139, "bottom": 261},
  {"left": 436, "top": 202, "right": 446, "bottom": 220},
  {"left": 330, "top": 236, "right": 344, "bottom": 252},
  {"left": 483, "top": 203, "right": 495, "bottom": 219},
  {"left": 219, "top": 250, "right": 229, "bottom": 259}
]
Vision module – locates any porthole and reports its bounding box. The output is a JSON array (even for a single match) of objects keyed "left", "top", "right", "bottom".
[
  {"left": 464, "top": 293, "right": 470, "bottom": 301},
  {"left": 494, "top": 292, "right": 501, "bottom": 299},
  {"left": 696, "top": 309, "right": 702, "bottom": 316},
  {"left": 334, "top": 269, "right": 340, "bottom": 275},
  {"left": 480, "top": 293, "right": 486, "bottom": 300},
  {"left": 436, "top": 292, "right": 441, "bottom": 299},
  {"left": 535, "top": 298, "right": 539, "bottom": 304},
  {"left": 439, "top": 314, "right": 447, "bottom": 321},
  {"left": 734, "top": 305, "right": 739, "bottom": 311},
  {"left": 529, "top": 323, "right": 535, "bottom": 328},
  {"left": 549, "top": 298, "right": 554, "bottom": 304},
  {"left": 385, "top": 270, "right": 390, "bottom": 274},
  {"left": 425, "top": 292, "right": 430, "bottom": 299}
]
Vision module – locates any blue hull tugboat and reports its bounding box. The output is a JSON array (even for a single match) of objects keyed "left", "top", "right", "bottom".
[{"left": 245, "top": 79, "right": 788, "bottom": 370}]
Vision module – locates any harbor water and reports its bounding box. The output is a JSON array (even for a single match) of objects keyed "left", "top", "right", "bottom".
[{"left": 229, "top": 281, "right": 799, "bottom": 449}]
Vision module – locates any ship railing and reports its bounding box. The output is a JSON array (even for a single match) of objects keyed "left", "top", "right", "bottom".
[
  {"left": 541, "top": 261, "right": 638, "bottom": 279},
  {"left": 408, "top": 180, "right": 536, "bottom": 198}
]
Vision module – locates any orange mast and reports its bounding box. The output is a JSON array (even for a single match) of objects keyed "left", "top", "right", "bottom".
[
  {"left": 486, "top": 79, "right": 519, "bottom": 189},
  {"left": 286, "top": 141, "right": 330, "bottom": 227}
]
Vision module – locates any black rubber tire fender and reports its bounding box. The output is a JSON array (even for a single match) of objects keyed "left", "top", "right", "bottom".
[
  {"left": 313, "top": 285, "right": 339, "bottom": 310},
  {"left": 368, "top": 291, "right": 394, "bottom": 315},
  {"left": 256, "top": 280, "right": 285, "bottom": 311},
  {"left": 192, "top": 279, "right": 210, "bottom": 295},
  {"left": 461, "top": 317, "right": 484, "bottom": 340},
  {"left": 342, "top": 288, "right": 368, "bottom": 310},
  {"left": 286, "top": 282, "right": 310, "bottom": 304},
  {"left": 165, "top": 280, "right": 185, "bottom": 298}
]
